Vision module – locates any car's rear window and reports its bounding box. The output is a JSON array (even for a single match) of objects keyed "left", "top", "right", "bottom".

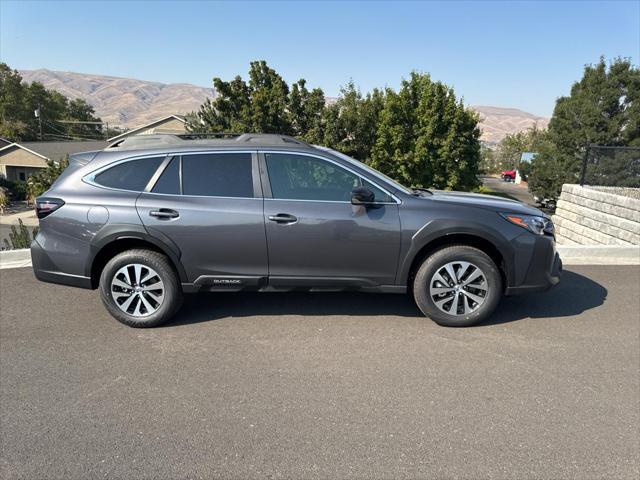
[
  {"left": 182, "top": 153, "right": 253, "bottom": 197},
  {"left": 94, "top": 157, "right": 164, "bottom": 191}
]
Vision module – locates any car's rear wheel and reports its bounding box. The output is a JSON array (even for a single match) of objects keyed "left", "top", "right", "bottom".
[
  {"left": 413, "top": 245, "right": 502, "bottom": 327},
  {"left": 99, "top": 249, "right": 183, "bottom": 328}
]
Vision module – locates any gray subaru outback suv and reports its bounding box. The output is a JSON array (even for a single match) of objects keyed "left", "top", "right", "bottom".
[{"left": 31, "top": 133, "right": 561, "bottom": 328}]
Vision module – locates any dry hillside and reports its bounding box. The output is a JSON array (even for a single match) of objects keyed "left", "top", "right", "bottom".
[
  {"left": 19, "top": 69, "right": 214, "bottom": 128},
  {"left": 19, "top": 69, "right": 549, "bottom": 142},
  {"left": 471, "top": 105, "right": 549, "bottom": 144}
]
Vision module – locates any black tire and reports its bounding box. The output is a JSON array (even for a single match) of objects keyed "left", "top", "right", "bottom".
[
  {"left": 99, "top": 249, "right": 183, "bottom": 328},
  {"left": 412, "top": 245, "right": 503, "bottom": 327}
]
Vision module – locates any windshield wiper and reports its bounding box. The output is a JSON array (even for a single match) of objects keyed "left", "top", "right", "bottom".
[{"left": 411, "top": 187, "right": 433, "bottom": 196}]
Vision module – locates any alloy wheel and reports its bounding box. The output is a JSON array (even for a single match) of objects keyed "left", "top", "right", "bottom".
[
  {"left": 110, "top": 263, "right": 165, "bottom": 317},
  {"left": 429, "top": 261, "right": 488, "bottom": 316}
]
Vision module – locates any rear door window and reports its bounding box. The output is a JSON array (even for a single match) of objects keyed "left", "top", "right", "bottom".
[
  {"left": 94, "top": 157, "right": 164, "bottom": 191},
  {"left": 182, "top": 153, "right": 254, "bottom": 197}
]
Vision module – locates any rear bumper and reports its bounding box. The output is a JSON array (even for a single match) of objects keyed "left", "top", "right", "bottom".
[
  {"left": 31, "top": 239, "right": 93, "bottom": 289},
  {"left": 505, "top": 237, "right": 562, "bottom": 296}
]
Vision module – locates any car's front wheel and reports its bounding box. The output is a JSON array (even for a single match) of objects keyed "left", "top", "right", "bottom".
[
  {"left": 99, "top": 249, "right": 183, "bottom": 328},
  {"left": 413, "top": 245, "right": 503, "bottom": 327}
]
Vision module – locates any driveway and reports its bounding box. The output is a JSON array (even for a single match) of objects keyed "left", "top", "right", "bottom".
[
  {"left": 481, "top": 175, "right": 536, "bottom": 205},
  {"left": 1, "top": 266, "right": 638, "bottom": 479}
]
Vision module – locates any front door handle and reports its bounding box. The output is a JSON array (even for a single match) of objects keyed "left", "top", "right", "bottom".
[
  {"left": 268, "top": 213, "right": 297, "bottom": 224},
  {"left": 149, "top": 208, "right": 179, "bottom": 220}
]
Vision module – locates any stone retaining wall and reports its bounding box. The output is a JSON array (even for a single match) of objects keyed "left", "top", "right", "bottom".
[{"left": 553, "top": 184, "right": 640, "bottom": 245}]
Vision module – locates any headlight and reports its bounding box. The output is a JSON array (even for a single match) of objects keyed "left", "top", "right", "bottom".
[{"left": 500, "top": 213, "right": 554, "bottom": 235}]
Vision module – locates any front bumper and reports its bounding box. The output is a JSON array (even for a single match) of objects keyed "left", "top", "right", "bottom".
[{"left": 505, "top": 236, "right": 562, "bottom": 296}]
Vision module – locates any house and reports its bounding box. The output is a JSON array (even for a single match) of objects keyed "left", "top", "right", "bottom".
[
  {"left": 0, "top": 140, "right": 108, "bottom": 182},
  {"left": 107, "top": 115, "right": 187, "bottom": 143}
]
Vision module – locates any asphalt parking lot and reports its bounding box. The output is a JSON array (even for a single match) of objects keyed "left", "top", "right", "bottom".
[{"left": 1, "top": 266, "right": 639, "bottom": 479}]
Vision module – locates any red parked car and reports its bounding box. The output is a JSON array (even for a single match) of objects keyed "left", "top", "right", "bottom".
[{"left": 501, "top": 169, "right": 516, "bottom": 182}]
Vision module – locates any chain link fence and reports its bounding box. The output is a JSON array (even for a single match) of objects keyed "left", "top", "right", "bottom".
[{"left": 579, "top": 145, "right": 640, "bottom": 188}]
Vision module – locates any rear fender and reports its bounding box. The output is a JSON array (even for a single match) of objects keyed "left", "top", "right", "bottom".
[{"left": 87, "top": 224, "right": 188, "bottom": 283}]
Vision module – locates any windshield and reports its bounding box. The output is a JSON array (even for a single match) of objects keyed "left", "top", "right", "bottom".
[{"left": 313, "top": 146, "right": 413, "bottom": 195}]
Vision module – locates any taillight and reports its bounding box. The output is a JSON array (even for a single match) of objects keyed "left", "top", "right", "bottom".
[{"left": 35, "top": 197, "right": 65, "bottom": 219}]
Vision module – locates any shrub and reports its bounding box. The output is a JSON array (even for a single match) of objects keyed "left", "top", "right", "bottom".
[
  {"left": 2, "top": 219, "right": 38, "bottom": 250},
  {"left": 0, "top": 187, "right": 7, "bottom": 213}
]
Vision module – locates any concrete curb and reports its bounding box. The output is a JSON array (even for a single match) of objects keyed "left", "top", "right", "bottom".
[
  {"left": 1, "top": 245, "right": 639, "bottom": 271},
  {"left": 0, "top": 249, "right": 33, "bottom": 270},
  {"left": 556, "top": 245, "right": 640, "bottom": 265}
]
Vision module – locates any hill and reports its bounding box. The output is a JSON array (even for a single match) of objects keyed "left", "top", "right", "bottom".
[
  {"left": 19, "top": 69, "right": 549, "bottom": 142},
  {"left": 19, "top": 69, "right": 214, "bottom": 128},
  {"left": 471, "top": 105, "right": 549, "bottom": 145}
]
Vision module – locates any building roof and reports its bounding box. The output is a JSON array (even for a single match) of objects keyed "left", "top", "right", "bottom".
[
  {"left": 0, "top": 143, "right": 50, "bottom": 161},
  {"left": 108, "top": 115, "right": 187, "bottom": 143},
  {"left": 19, "top": 141, "right": 109, "bottom": 161},
  {"left": 0, "top": 137, "right": 12, "bottom": 148}
]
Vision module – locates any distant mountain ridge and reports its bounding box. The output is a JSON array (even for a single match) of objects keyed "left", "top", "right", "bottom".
[
  {"left": 19, "top": 69, "right": 549, "bottom": 143},
  {"left": 471, "top": 105, "right": 549, "bottom": 144},
  {"left": 19, "top": 69, "right": 215, "bottom": 128}
]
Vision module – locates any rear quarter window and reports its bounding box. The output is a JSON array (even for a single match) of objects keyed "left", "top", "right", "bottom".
[{"left": 93, "top": 157, "right": 164, "bottom": 191}]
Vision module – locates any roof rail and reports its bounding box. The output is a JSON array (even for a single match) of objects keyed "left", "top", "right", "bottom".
[
  {"left": 233, "top": 133, "right": 309, "bottom": 146},
  {"left": 107, "top": 133, "right": 310, "bottom": 150}
]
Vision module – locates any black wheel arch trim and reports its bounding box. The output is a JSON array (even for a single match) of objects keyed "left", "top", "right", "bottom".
[
  {"left": 397, "top": 219, "right": 518, "bottom": 287},
  {"left": 86, "top": 223, "right": 188, "bottom": 283}
]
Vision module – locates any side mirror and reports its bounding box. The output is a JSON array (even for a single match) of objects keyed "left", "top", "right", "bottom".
[{"left": 351, "top": 187, "right": 375, "bottom": 205}]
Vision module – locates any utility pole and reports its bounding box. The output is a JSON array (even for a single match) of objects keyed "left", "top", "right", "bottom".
[{"left": 35, "top": 104, "right": 43, "bottom": 141}]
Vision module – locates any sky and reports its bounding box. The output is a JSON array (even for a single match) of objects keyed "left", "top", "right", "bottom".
[{"left": 1, "top": 0, "right": 638, "bottom": 117}]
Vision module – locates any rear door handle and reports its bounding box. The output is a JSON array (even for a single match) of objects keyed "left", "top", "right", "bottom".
[
  {"left": 149, "top": 208, "right": 179, "bottom": 220},
  {"left": 268, "top": 213, "right": 298, "bottom": 224}
]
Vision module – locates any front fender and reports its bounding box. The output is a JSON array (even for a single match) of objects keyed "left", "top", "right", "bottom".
[{"left": 395, "top": 218, "right": 529, "bottom": 287}]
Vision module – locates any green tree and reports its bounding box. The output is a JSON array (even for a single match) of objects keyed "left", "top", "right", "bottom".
[
  {"left": 192, "top": 60, "right": 322, "bottom": 136},
  {"left": 529, "top": 57, "right": 640, "bottom": 200},
  {"left": 495, "top": 125, "right": 547, "bottom": 171},
  {"left": 0, "top": 63, "right": 104, "bottom": 141},
  {"left": 320, "top": 82, "right": 385, "bottom": 161},
  {"left": 0, "top": 63, "right": 29, "bottom": 138},
  {"left": 479, "top": 145, "right": 498, "bottom": 174},
  {"left": 26, "top": 156, "right": 69, "bottom": 202},
  {"left": 288, "top": 79, "right": 326, "bottom": 142},
  {"left": 65, "top": 98, "right": 103, "bottom": 138},
  {"left": 370, "top": 72, "right": 481, "bottom": 190}
]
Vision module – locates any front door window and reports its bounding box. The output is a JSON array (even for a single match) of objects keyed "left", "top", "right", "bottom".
[{"left": 264, "top": 153, "right": 392, "bottom": 203}]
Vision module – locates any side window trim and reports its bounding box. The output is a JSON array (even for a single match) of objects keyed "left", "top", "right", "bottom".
[
  {"left": 83, "top": 154, "right": 169, "bottom": 193},
  {"left": 132, "top": 150, "right": 259, "bottom": 199},
  {"left": 178, "top": 155, "right": 183, "bottom": 195},
  {"left": 259, "top": 150, "right": 400, "bottom": 204},
  {"left": 257, "top": 152, "right": 272, "bottom": 199}
]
